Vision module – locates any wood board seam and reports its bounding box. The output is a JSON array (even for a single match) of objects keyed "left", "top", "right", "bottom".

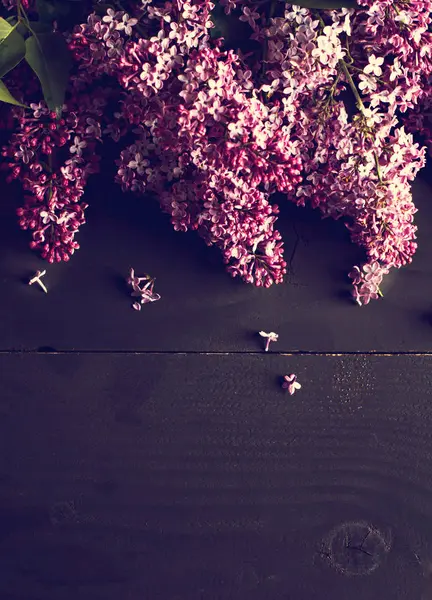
[{"left": 0, "top": 350, "right": 432, "bottom": 357}]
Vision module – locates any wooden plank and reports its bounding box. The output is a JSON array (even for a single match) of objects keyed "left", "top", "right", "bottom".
[
  {"left": 0, "top": 353, "right": 431, "bottom": 599},
  {"left": 1, "top": 176, "right": 432, "bottom": 352}
]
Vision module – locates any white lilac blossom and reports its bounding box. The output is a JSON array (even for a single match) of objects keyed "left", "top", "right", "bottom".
[
  {"left": 28, "top": 269, "right": 48, "bottom": 293},
  {"left": 1, "top": 0, "right": 431, "bottom": 303},
  {"left": 282, "top": 374, "right": 301, "bottom": 396},
  {"left": 364, "top": 55, "right": 384, "bottom": 77},
  {"left": 259, "top": 331, "right": 279, "bottom": 351}
]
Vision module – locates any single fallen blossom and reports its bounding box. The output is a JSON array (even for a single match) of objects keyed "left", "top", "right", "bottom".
[
  {"left": 28, "top": 270, "right": 48, "bottom": 293},
  {"left": 282, "top": 374, "right": 301, "bottom": 396},
  {"left": 127, "top": 267, "right": 161, "bottom": 310},
  {"left": 259, "top": 331, "right": 278, "bottom": 352}
]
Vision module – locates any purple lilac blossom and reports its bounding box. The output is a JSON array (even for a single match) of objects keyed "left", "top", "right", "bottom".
[{"left": 1, "top": 0, "right": 430, "bottom": 302}]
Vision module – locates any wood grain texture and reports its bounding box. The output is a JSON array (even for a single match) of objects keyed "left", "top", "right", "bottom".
[
  {"left": 1, "top": 353, "right": 432, "bottom": 599},
  {"left": 1, "top": 175, "right": 432, "bottom": 352}
]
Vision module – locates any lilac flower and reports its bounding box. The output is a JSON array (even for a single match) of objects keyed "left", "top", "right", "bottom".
[
  {"left": 28, "top": 270, "right": 48, "bottom": 293},
  {"left": 40, "top": 210, "right": 57, "bottom": 225},
  {"left": 5, "top": 97, "right": 103, "bottom": 263},
  {"left": 364, "top": 55, "right": 384, "bottom": 77},
  {"left": 358, "top": 74, "right": 377, "bottom": 93},
  {"left": 389, "top": 59, "right": 403, "bottom": 82},
  {"left": 57, "top": 212, "right": 75, "bottom": 226},
  {"left": 394, "top": 11, "right": 412, "bottom": 26},
  {"left": 127, "top": 268, "right": 161, "bottom": 309},
  {"left": 128, "top": 153, "right": 150, "bottom": 175},
  {"left": 115, "top": 13, "right": 138, "bottom": 36},
  {"left": 282, "top": 374, "right": 301, "bottom": 396},
  {"left": 102, "top": 9, "right": 122, "bottom": 25},
  {"left": 285, "top": 6, "right": 309, "bottom": 24},
  {"left": 311, "top": 36, "right": 335, "bottom": 66},
  {"left": 311, "top": 31, "right": 344, "bottom": 67},
  {"left": 349, "top": 262, "right": 389, "bottom": 306},
  {"left": 259, "top": 331, "right": 278, "bottom": 352},
  {"left": 15, "top": 145, "right": 34, "bottom": 164},
  {"left": 3, "top": 0, "right": 430, "bottom": 306},
  {"left": 30, "top": 102, "right": 47, "bottom": 119},
  {"left": 60, "top": 165, "right": 76, "bottom": 181},
  {"left": 261, "top": 79, "right": 280, "bottom": 97},
  {"left": 207, "top": 78, "right": 224, "bottom": 98},
  {"left": 106, "top": 37, "right": 124, "bottom": 58},
  {"left": 70, "top": 137, "right": 87, "bottom": 157},
  {"left": 85, "top": 118, "right": 102, "bottom": 139},
  {"left": 239, "top": 6, "right": 260, "bottom": 30}
]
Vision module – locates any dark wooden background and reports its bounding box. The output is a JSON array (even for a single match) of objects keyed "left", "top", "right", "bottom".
[{"left": 2, "top": 172, "right": 432, "bottom": 600}]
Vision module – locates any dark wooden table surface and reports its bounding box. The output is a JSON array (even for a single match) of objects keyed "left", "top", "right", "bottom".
[{"left": 2, "top": 173, "right": 432, "bottom": 600}]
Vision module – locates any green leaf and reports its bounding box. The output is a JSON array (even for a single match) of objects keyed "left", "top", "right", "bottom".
[
  {"left": 0, "top": 18, "right": 26, "bottom": 79},
  {"left": 0, "top": 80, "right": 26, "bottom": 107},
  {"left": 24, "top": 32, "right": 71, "bottom": 116},
  {"left": 288, "top": 0, "right": 358, "bottom": 7},
  {"left": 0, "top": 17, "right": 13, "bottom": 39}
]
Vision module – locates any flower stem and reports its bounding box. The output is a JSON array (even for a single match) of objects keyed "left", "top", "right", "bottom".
[
  {"left": 339, "top": 58, "right": 383, "bottom": 183},
  {"left": 338, "top": 58, "right": 366, "bottom": 113},
  {"left": 313, "top": 10, "right": 383, "bottom": 184},
  {"left": 374, "top": 151, "right": 383, "bottom": 184},
  {"left": 262, "top": 0, "right": 276, "bottom": 78}
]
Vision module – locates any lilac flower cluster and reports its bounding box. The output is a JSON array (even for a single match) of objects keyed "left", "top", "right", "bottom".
[
  {"left": 258, "top": 2, "right": 428, "bottom": 303},
  {"left": 349, "top": 261, "right": 389, "bottom": 305},
  {"left": 68, "top": 6, "right": 303, "bottom": 286},
  {"left": 114, "top": 45, "right": 302, "bottom": 286},
  {"left": 2, "top": 89, "right": 105, "bottom": 262},
  {"left": 2, "top": 0, "right": 431, "bottom": 302}
]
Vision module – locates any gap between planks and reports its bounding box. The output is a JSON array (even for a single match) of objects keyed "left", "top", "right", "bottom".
[{"left": 0, "top": 350, "right": 432, "bottom": 357}]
